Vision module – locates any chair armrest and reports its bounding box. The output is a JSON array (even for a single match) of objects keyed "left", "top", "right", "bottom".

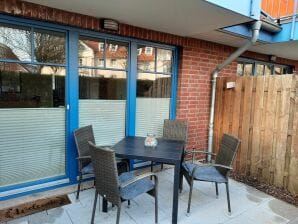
[
  {"left": 184, "top": 150, "right": 216, "bottom": 156},
  {"left": 195, "top": 163, "right": 233, "bottom": 170},
  {"left": 120, "top": 172, "right": 158, "bottom": 188},
  {"left": 76, "top": 156, "right": 91, "bottom": 160},
  {"left": 184, "top": 149, "right": 217, "bottom": 163},
  {"left": 190, "top": 163, "right": 233, "bottom": 177}
]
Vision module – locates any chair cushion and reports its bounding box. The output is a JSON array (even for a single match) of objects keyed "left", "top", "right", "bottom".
[
  {"left": 119, "top": 172, "right": 155, "bottom": 200},
  {"left": 182, "top": 162, "right": 227, "bottom": 183},
  {"left": 81, "top": 162, "right": 94, "bottom": 174}
]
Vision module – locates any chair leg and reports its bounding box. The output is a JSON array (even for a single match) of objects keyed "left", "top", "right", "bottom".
[
  {"left": 91, "top": 191, "right": 98, "bottom": 224},
  {"left": 127, "top": 200, "right": 130, "bottom": 208},
  {"left": 154, "top": 184, "right": 158, "bottom": 224},
  {"left": 215, "top": 182, "right": 219, "bottom": 198},
  {"left": 161, "top": 163, "right": 164, "bottom": 170},
  {"left": 225, "top": 182, "right": 231, "bottom": 214},
  {"left": 116, "top": 205, "right": 121, "bottom": 224},
  {"left": 179, "top": 175, "right": 183, "bottom": 193},
  {"left": 76, "top": 172, "right": 83, "bottom": 200},
  {"left": 187, "top": 178, "right": 194, "bottom": 215}
]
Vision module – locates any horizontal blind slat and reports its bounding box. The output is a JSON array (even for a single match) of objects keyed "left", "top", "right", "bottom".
[
  {"left": 136, "top": 98, "right": 170, "bottom": 137},
  {"left": 0, "top": 108, "right": 66, "bottom": 187},
  {"left": 79, "top": 100, "right": 126, "bottom": 146}
]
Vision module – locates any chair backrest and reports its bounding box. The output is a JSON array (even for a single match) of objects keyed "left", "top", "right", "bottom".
[
  {"left": 88, "top": 142, "right": 121, "bottom": 206},
  {"left": 74, "top": 125, "right": 95, "bottom": 166},
  {"left": 163, "top": 119, "right": 188, "bottom": 142},
  {"left": 215, "top": 134, "right": 241, "bottom": 176}
]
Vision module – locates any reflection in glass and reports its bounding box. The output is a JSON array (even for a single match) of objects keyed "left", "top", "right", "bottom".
[
  {"left": 274, "top": 66, "right": 282, "bottom": 75},
  {"left": 0, "top": 62, "right": 65, "bottom": 108},
  {"left": 243, "top": 63, "right": 253, "bottom": 76},
  {"left": 78, "top": 36, "right": 104, "bottom": 67},
  {"left": 0, "top": 23, "right": 31, "bottom": 61},
  {"left": 34, "top": 29, "right": 66, "bottom": 64},
  {"left": 137, "top": 46, "right": 155, "bottom": 72},
  {"left": 264, "top": 65, "right": 272, "bottom": 75},
  {"left": 106, "top": 41, "right": 128, "bottom": 70},
  {"left": 156, "top": 49, "right": 172, "bottom": 73},
  {"left": 237, "top": 63, "right": 244, "bottom": 76},
  {"left": 256, "top": 64, "right": 264, "bottom": 76},
  {"left": 137, "top": 72, "right": 171, "bottom": 98},
  {"left": 79, "top": 69, "right": 126, "bottom": 100}
]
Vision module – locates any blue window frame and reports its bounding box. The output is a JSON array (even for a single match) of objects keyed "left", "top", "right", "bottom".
[{"left": 0, "top": 14, "right": 179, "bottom": 200}]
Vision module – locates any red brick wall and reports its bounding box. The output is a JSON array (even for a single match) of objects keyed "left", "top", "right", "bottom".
[{"left": 1, "top": 0, "right": 297, "bottom": 150}]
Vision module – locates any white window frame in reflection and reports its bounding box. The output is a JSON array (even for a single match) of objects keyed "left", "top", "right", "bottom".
[{"left": 145, "top": 47, "right": 153, "bottom": 55}]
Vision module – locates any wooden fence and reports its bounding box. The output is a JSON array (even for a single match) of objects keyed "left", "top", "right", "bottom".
[{"left": 213, "top": 75, "right": 298, "bottom": 196}]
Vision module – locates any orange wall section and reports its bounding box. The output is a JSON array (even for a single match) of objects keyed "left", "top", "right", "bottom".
[{"left": 262, "top": 0, "right": 297, "bottom": 18}]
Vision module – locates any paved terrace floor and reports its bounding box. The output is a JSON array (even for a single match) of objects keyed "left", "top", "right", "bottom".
[{"left": 2, "top": 167, "right": 298, "bottom": 224}]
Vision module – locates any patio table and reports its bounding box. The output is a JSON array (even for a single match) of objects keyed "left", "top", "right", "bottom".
[{"left": 102, "top": 136, "right": 185, "bottom": 224}]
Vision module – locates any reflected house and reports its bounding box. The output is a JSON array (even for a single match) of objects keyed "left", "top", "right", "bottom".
[{"left": 0, "top": 43, "right": 65, "bottom": 108}]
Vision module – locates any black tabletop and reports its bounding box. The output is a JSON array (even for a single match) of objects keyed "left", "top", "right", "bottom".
[{"left": 113, "top": 136, "right": 185, "bottom": 165}]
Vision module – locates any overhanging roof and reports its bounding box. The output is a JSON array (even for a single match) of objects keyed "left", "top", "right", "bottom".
[{"left": 25, "top": 0, "right": 253, "bottom": 37}]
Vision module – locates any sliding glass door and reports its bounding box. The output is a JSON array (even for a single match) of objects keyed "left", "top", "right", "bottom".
[{"left": 0, "top": 23, "right": 66, "bottom": 187}]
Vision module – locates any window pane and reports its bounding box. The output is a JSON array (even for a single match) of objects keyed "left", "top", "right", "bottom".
[
  {"left": 137, "top": 72, "right": 171, "bottom": 98},
  {"left": 243, "top": 63, "right": 253, "bottom": 76},
  {"left": 34, "top": 29, "right": 66, "bottom": 64},
  {"left": 156, "top": 49, "right": 172, "bottom": 73},
  {"left": 137, "top": 46, "right": 155, "bottom": 72},
  {"left": 0, "top": 62, "right": 65, "bottom": 108},
  {"left": 79, "top": 69, "right": 127, "bottom": 146},
  {"left": 106, "top": 41, "right": 128, "bottom": 70},
  {"left": 79, "top": 36, "right": 104, "bottom": 67},
  {"left": 79, "top": 69, "right": 126, "bottom": 100},
  {"left": 136, "top": 72, "right": 171, "bottom": 137},
  {"left": 264, "top": 65, "right": 272, "bottom": 75},
  {"left": 256, "top": 64, "right": 264, "bottom": 76},
  {"left": 237, "top": 63, "right": 244, "bottom": 76},
  {"left": 0, "top": 23, "right": 31, "bottom": 61}
]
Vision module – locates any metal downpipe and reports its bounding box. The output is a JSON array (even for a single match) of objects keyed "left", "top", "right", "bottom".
[{"left": 207, "top": 20, "right": 262, "bottom": 161}]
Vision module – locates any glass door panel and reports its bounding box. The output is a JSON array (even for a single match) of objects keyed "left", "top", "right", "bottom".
[
  {"left": 78, "top": 37, "right": 127, "bottom": 145},
  {"left": 135, "top": 45, "right": 173, "bottom": 137}
]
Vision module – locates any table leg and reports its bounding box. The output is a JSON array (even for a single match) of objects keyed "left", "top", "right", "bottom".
[
  {"left": 102, "top": 198, "right": 108, "bottom": 212},
  {"left": 172, "top": 163, "right": 180, "bottom": 224}
]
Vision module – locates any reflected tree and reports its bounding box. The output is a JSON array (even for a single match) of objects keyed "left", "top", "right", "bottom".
[{"left": 0, "top": 26, "right": 65, "bottom": 74}]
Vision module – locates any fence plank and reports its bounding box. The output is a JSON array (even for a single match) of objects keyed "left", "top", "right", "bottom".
[
  {"left": 274, "top": 76, "right": 292, "bottom": 187},
  {"left": 231, "top": 77, "right": 243, "bottom": 137},
  {"left": 288, "top": 78, "right": 298, "bottom": 195},
  {"left": 250, "top": 76, "right": 265, "bottom": 177},
  {"left": 239, "top": 76, "right": 253, "bottom": 174}
]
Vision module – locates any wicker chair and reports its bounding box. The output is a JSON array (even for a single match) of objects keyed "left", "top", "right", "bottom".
[
  {"left": 89, "top": 142, "right": 158, "bottom": 224},
  {"left": 73, "top": 125, "right": 128, "bottom": 199},
  {"left": 181, "top": 133, "right": 240, "bottom": 215},
  {"left": 151, "top": 119, "right": 188, "bottom": 171}
]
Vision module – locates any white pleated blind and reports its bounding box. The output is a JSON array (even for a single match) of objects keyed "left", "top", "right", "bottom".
[
  {"left": 0, "top": 108, "right": 66, "bottom": 187},
  {"left": 136, "top": 98, "right": 170, "bottom": 137},
  {"left": 79, "top": 100, "right": 126, "bottom": 146}
]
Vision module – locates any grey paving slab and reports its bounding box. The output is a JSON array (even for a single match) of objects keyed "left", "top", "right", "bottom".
[{"left": 3, "top": 167, "right": 298, "bottom": 224}]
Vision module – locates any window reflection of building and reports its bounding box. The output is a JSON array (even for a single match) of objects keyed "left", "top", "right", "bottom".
[{"left": 0, "top": 23, "right": 66, "bottom": 108}]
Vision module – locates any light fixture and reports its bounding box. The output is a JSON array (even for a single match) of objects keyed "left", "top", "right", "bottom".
[{"left": 101, "top": 19, "right": 119, "bottom": 33}]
